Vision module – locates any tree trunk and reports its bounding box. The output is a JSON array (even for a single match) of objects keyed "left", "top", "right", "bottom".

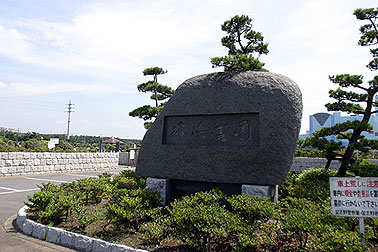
[
  {"left": 154, "top": 74, "right": 158, "bottom": 107},
  {"left": 337, "top": 145, "right": 356, "bottom": 176},
  {"left": 325, "top": 159, "right": 332, "bottom": 169},
  {"left": 337, "top": 92, "right": 374, "bottom": 176},
  {"left": 154, "top": 90, "right": 158, "bottom": 107}
]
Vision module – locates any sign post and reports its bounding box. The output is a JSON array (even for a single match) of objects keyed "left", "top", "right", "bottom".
[
  {"left": 330, "top": 177, "right": 378, "bottom": 244},
  {"left": 359, "top": 217, "right": 365, "bottom": 244}
]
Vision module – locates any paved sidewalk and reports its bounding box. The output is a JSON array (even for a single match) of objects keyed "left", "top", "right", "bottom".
[{"left": 2, "top": 214, "right": 74, "bottom": 252}]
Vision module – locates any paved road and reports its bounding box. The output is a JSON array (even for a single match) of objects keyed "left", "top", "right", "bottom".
[{"left": 0, "top": 167, "right": 130, "bottom": 252}]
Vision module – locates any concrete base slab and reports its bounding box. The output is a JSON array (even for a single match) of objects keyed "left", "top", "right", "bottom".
[
  {"left": 242, "top": 184, "right": 278, "bottom": 201},
  {"left": 146, "top": 178, "right": 170, "bottom": 205},
  {"left": 146, "top": 177, "right": 279, "bottom": 203}
]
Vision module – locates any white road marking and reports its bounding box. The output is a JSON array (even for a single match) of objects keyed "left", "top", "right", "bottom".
[
  {"left": 22, "top": 177, "right": 70, "bottom": 183},
  {"left": 63, "top": 174, "right": 97, "bottom": 178},
  {"left": 0, "top": 186, "right": 18, "bottom": 191},
  {"left": 0, "top": 188, "right": 39, "bottom": 195}
]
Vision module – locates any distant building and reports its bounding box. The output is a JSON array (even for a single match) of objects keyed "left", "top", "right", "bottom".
[{"left": 299, "top": 112, "right": 378, "bottom": 144}]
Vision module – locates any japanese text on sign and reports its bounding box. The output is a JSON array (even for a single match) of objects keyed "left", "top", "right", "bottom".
[
  {"left": 330, "top": 177, "right": 378, "bottom": 218},
  {"left": 162, "top": 113, "right": 259, "bottom": 147}
]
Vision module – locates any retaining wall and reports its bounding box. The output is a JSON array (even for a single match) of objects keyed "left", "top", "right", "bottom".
[
  {"left": 2, "top": 152, "right": 378, "bottom": 177},
  {"left": 0, "top": 152, "right": 119, "bottom": 176},
  {"left": 292, "top": 157, "right": 378, "bottom": 172}
]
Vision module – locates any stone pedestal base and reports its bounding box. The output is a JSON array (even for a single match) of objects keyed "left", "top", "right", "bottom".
[
  {"left": 146, "top": 178, "right": 171, "bottom": 205},
  {"left": 241, "top": 184, "right": 278, "bottom": 202},
  {"left": 146, "top": 178, "right": 279, "bottom": 204}
]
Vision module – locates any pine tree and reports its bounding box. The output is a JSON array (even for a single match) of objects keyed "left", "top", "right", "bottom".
[
  {"left": 211, "top": 15, "right": 269, "bottom": 71},
  {"left": 309, "top": 7, "right": 378, "bottom": 176},
  {"left": 129, "top": 67, "right": 175, "bottom": 129}
]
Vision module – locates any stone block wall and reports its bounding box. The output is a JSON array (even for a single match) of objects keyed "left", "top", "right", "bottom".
[
  {"left": 2, "top": 153, "right": 378, "bottom": 177},
  {"left": 0, "top": 152, "right": 119, "bottom": 176},
  {"left": 292, "top": 157, "right": 378, "bottom": 172}
]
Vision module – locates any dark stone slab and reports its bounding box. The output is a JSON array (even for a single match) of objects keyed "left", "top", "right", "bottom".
[
  {"left": 162, "top": 113, "right": 259, "bottom": 147},
  {"left": 136, "top": 71, "right": 302, "bottom": 185},
  {"left": 170, "top": 180, "right": 242, "bottom": 201}
]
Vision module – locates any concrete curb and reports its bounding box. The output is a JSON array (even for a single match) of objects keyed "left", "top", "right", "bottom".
[{"left": 16, "top": 206, "right": 148, "bottom": 252}]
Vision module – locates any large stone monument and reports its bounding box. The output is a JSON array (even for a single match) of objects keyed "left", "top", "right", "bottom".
[{"left": 136, "top": 71, "right": 302, "bottom": 204}]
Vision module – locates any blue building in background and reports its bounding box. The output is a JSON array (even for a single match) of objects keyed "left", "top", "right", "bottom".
[{"left": 299, "top": 112, "right": 378, "bottom": 144}]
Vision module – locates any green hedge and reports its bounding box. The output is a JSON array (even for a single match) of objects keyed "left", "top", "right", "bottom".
[{"left": 26, "top": 169, "right": 374, "bottom": 251}]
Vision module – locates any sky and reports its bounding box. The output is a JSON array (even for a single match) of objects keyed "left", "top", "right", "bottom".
[{"left": 0, "top": 0, "right": 377, "bottom": 139}]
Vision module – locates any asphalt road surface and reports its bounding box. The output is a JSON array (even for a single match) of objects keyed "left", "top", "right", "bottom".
[{"left": 0, "top": 167, "right": 128, "bottom": 252}]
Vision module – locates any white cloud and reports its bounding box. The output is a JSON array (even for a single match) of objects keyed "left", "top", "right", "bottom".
[
  {"left": 0, "top": 0, "right": 377, "bottom": 137},
  {"left": 0, "top": 80, "right": 135, "bottom": 97},
  {"left": 265, "top": 0, "right": 377, "bottom": 133},
  {"left": 0, "top": 1, "right": 224, "bottom": 78},
  {"left": 0, "top": 25, "right": 33, "bottom": 62}
]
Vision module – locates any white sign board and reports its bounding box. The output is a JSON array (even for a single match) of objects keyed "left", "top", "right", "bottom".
[
  {"left": 130, "top": 150, "right": 135, "bottom": 160},
  {"left": 50, "top": 138, "right": 60, "bottom": 144},
  {"left": 330, "top": 177, "right": 378, "bottom": 218},
  {"left": 48, "top": 138, "right": 60, "bottom": 149},
  {"left": 48, "top": 142, "right": 55, "bottom": 150}
]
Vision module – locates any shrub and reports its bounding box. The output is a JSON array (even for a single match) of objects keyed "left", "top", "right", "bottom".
[
  {"left": 26, "top": 183, "right": 64, "bottom": 225},
  {"left": 295, "top": 148, "right": 325, "bottom": 158},
  {"left": 167, "top": 190, "right": 259, "bottom": 251},
  {"left": 75, "top": 177, "right": 113, "bottom": 205},
  {"left": 227, "top": 194, "right": 280, "bottom": 250},
  {"left": 227, "top": 194, "right": 279, "bottom": 227},
  {"left": 42, "top": 192, "right": 77, "bottom": 226},
  {"left": 369, "top": 217, "right": 378, "bottom": 237},
  {"left": 25, "top": 170, "right": 377, "bottom": 251},
  {"left": 278, "top": 170, "right": 299, "bottom": 200},
  {"left": 71, "top": 202, "right": 100, "bottom": 232},
  {"left": 106, "top": 188, "right": 162, "bottom": 232},
  {"left": 290, "top": 168, "right": 337, "bottom": 202},
  {"left": 54, "top": 140, "right": 74, "bottom": 151},
  {"left": 311, "top": 224, "right": 367, "bottom": 252},
  {"left": 113, "top": 176, "right": 139, "bottom": 190},
  {"left": 112, "top": 170, "right": 146, "bottom": 189},
  {"left": 140, "top": 214, "right": 173, "bottom": 247},
  {"left": 350, "top": 159, "right": 378, "bottom": 176},
  {"left": 279, "top": 198, "right": 324, "bottom": 250}
]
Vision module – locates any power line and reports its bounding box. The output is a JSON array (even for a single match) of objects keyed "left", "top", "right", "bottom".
[{"left": 65, "top": 100, "right": 75, "bottom": 140}]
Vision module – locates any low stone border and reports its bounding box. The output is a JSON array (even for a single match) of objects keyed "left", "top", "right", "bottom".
[{"left": 16, "top": 206, "right": 148, "bottom": 252}]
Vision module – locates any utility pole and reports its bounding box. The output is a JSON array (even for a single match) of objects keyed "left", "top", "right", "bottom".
[{"left": 65, "top": 100, "right": 75, "bottom": 140}]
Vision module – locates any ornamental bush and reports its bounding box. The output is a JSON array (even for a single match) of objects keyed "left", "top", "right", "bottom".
[
  {"left": 350, "top": 159, "right": 378, "bottom": 177},
  {"left": 227, "top": 194, "right": 279, "bottom": 227},
  {"left": 112, "top": 169, "right": 146, "bottom": 189},
  {"left": 26, "top": 183, "right": 77, "bottom": 225},
  {"left": 311, "top": 224, "right": 367, "bottom": 252},
  {"left": 25, "top": 170, "right": 378, "bottom": 251},
  {"left": 278, "top": 170, "right": 299, "bottom": 200},
  {"left": 290, "top": 168, "right": 337, "bottom": 202},
  {"left": 140, "top": 214, "right": 173, "bottom": 247},
  {"left": 166, "top": 190, "right": 263, "bottom": 251},
  {"left": 106, "top": 188, "right": 162, "bottom": 232},
  {"left": 75, "top": 176, "right": 113, "bottom": 205},
  {"left": 279, "top": 197, "right": 326, "bottom": 249}
]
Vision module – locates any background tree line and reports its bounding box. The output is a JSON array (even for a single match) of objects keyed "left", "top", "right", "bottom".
[{"left": 0, "top": 130, "right": 140, "bottom": 152}]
